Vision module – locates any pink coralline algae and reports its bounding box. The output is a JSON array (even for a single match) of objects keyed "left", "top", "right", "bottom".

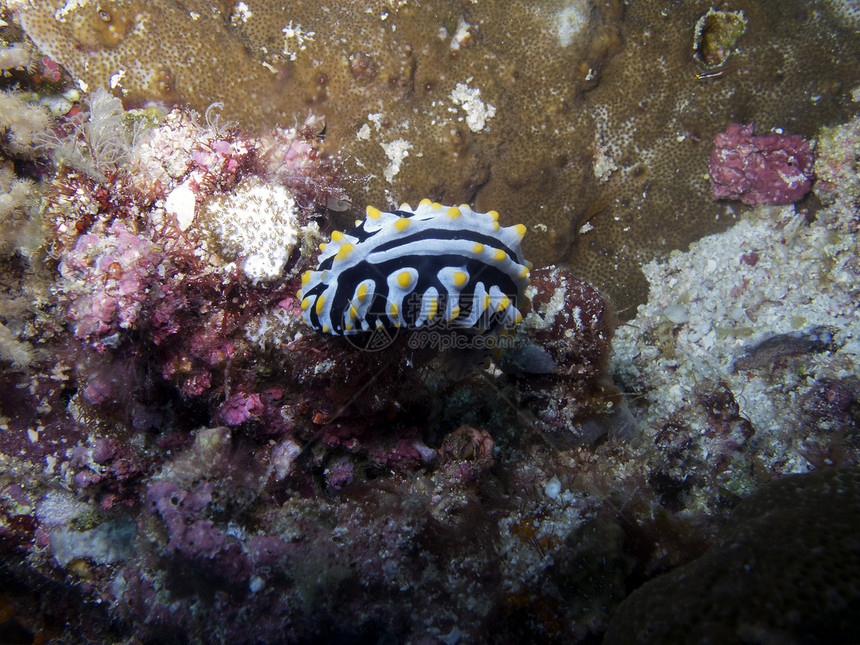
[
  {"left": 219, "top": 391, "right": 265, "bottom": 426},
  {"left": 59, "top": 221, "right": 162, "bottom": 347},
  {"left": 146, "top": 481, "right": 226, "bottom": 557},
  {"left": 324, "top": 456, "right": 355, "bottom": 490},
  {"left": 709, "top": 123, "right": 814, "bottom": 205},
  {"left": 66, "top": 437, "right": 149, "bottom": 509}
]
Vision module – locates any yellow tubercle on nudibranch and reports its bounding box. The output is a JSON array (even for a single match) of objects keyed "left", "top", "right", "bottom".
[
  {"left": 427, "top": 298, "right": 438, "bottom": 320},
  {"left": 334, "top": 243, "right": 354, "bottom": 261},
  {"left": 397, "top": 271, "right": 413, "bottom": 288},
  {"left": 299, "top": 201, "right": 531, "bottom": 335}
]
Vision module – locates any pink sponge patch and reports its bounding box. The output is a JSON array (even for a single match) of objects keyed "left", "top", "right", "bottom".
[{"left": 709, "top": 123, "right": 814, "bottom": 205}]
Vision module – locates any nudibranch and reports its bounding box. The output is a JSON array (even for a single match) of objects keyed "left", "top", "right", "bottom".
[{"left": 298, "top": 200, "right": 531, "bottom": 335}]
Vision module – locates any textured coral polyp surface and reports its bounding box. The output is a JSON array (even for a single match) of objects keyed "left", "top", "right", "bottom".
[{"left": 8, "top": 0, "right": 860, "bottom": 312}]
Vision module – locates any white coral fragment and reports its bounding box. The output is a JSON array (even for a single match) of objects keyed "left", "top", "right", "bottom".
[
  {"left": 449, "top": 82, "right": 496, "bottom": 133},
  {"left": 206, "top": 177, "right": 300, "bottom": 282}
]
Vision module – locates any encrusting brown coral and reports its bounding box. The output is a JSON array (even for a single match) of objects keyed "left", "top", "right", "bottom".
[{"left": 6, "top": 0, "right": 860, "bottom": 313}]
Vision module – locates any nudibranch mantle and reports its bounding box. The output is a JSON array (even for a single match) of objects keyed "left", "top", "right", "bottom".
[{"left": 298, "top": 199, "right": 531, "bottom": 335}]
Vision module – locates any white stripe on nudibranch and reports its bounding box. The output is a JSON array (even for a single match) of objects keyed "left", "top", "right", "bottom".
[{"left": 298, "top": 199, "right": 531, "bottom": 335}]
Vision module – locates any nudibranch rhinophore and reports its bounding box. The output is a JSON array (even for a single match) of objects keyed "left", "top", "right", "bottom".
[{"left": 298, "top": 200, "right": 531, "bottom": 335}]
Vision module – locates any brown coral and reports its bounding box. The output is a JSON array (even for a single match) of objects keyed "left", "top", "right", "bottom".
[{"left": 6, "top": 0, "right": 860, "bottom": 314}]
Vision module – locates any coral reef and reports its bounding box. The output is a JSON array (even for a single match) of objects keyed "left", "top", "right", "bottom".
[
  {"left": 512, "top": 266, "right": 618, "bottom": 440},
  {"left": 0, "top": 89, "right": 635, "bottom": 644},
  {"left": 612, "top": 200, "right": 859, "bottom": 507},
  {"left": 1, "top": 5, "right": 859, "bottom": 643},
  {"left": 0, "top": 163, "right": 40, "bottom": 257},
  {"left": 5, "top": 0, "right": 859, "bottom": 312},
  {"left": 614, "top": 111, "right": 860, "bottom": 476},
  {"left": 0, "top": 42, "right": 29, "bottom": 70},
  {"left": 814, "top": 114, "right": 860, "bottom": 207},
  {"left": 199, "top": 176, "right": 300, "bottom": 282},
  {"left": 0, "top": 90, "right": 50, "bottom": 157},
  {"left": 58, "top": 220, "right": 162, "bottom": 346},
  {"left": 709, "top": 123, "right": 814, "bottom": 205}
]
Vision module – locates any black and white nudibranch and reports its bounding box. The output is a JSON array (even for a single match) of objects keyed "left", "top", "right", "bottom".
[{"left": 298, "top": 199, "right": 531, "bottom": 335}]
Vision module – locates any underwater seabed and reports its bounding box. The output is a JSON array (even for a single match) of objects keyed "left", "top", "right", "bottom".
[
  {"left": 0, "top": 119, "right": 858, "bottom": 641},
  {"left": 600, "top": 115, "right": 860, "bottom": 641},
  {"left": 0, "top": 3, "right": 859, "bottom": 643}
]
